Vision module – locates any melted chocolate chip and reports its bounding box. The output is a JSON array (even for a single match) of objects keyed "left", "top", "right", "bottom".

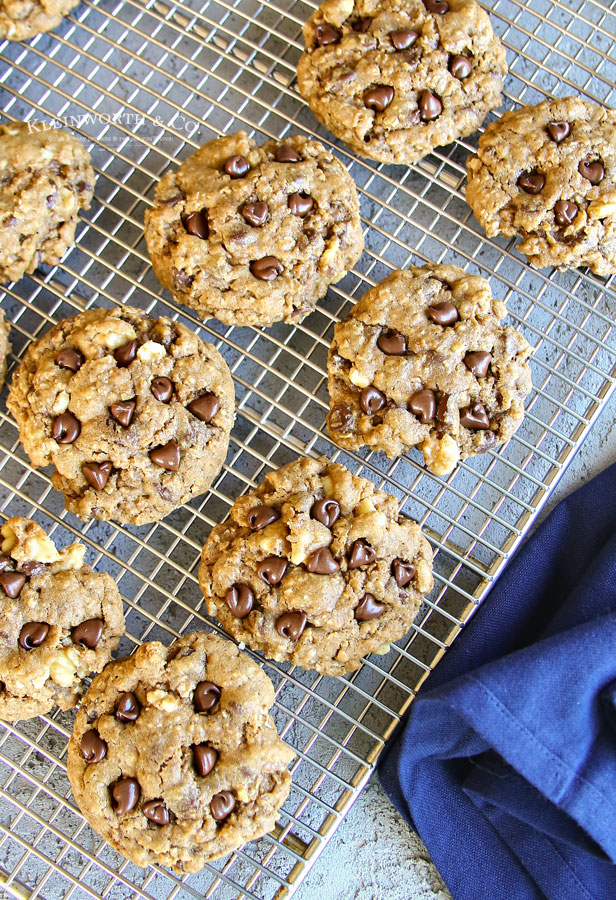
[
  {"left": 172, "top": 267, "right": 193, "bottom": 290},
  {"left": 225, "top": 584, "right": 254, "bottom": 619},
  {"left": 18, "top": 560, "right": 48, "bottom": 577},
  {"left": 315, "top": 23, "right": 340, "bottom": 46},
  {"left": 143, "top": 799, "right": 170, "bottom": 825},
  {"left": 391, "top": 30, "right": 417, "bottom": 50},
  {"left": 184, "top": 210, "right": 209, "bottom": 239},
  {"left": 288, "top": 192, "right": 314, "bottom": 217},
  {"left": 547, "top": 121, "right": 570, "bottom": 143},
  {"left": 110, "top": 778, "right": 140, "bottom": 815},
  {"left": 427, "top": 302, "right": 459, "bottom": 326},
  {"left": 305, "top": 547, "right": 340, "bottom": 575},
  {"left": 409, "top": 388, "right": 436, "bottom": 424},
  {"left": 82, "top": 461, "right": 113, "bottom": 491},
  {"left": 110, "top": 400, "right": 136, "bottom": 428},
  {"left": 150, "top": 376, "right": 174, "bottom": 403},
  {"left": 275, "top": 610, "right": 307, "bottom": 641},
  {"left": 193, "top": 743, "right": 218, "bottom": 777},
  {"left": 353, "top": 17, "right": 372, "bottom": 31},
  {"left": 377, "top": 330, "right": 407, "bottom": 355},
  {"left": 56, "top": 347, "right": 84, "bottom": 372},
  {"left": 241, "top": 201, "right": 268, "bottom": 227},
  {"left": 149, "top": 440, "right": 180, "bottom": 471},
  {"left": 71, "top": 617, "right": 104, "bottom": 649},
  {"left": 463, "top": 351, "right": 491, "bottom": 377},
  {"left": 517, "top": 172, "right": 545, "bottom": 194},
  {"left": 392, "top": 559, "right": 416, "bottom": 587},
  {"left": 114, "top": 340, "right": 138, "bottom": 367},
  {"left": 116, "top": 692, "right": 141, "bottom": 723},
  {"left": 250, "top": 257, "right": 284, "bottom": 280},
  {"left": 210, "top": 790, "right": 235, "bottom": 821},
  {"left": 449, "top": 55, "right": 471, "bottom": 79},
  {"left": 187, "top": 393, "right": 219, "bottom": 423},
  {"left": 275, "top": 145, "right": 302, "bottom": 163},
  {"left": 348, "top": 539, "right": 376, "bottom": 569},
  {"left": 311, "top": 499, "right": 340, "bottom": 528},
  {"left": 257, "top": 556, "right": 288, "bottom": 586},
  {"left": 554, "top": 200, "right": 578, "bottom": 226},
  {"left": 578, "top": 159, "right": 604, "bottom": 185},
  {"left": 355, "top": 594, "right": 386, "bottom": 621},
  {"left": 423, "top": 0, "right": 449, "bottom": 11},
  {"left": 19, "top": 621, "right": 49, "bottom": 649},
  {"left": 329, "top": 404, "right": 353, "bottom": 432},
  {"left": 360, "top": 386, "right": 387, "bottom": 414},
  {"left": 247, "top": 505, "right": 280, "bottom": 530},
  {"left": 0, "top": 555, "right": 11, "bottom": 572},
  {"left": 460, "top": 403, "right": 490, "bottom": 430},
  {"left": 223, "top": 155, "right": 250, "bottom": 178},
  {"left": 418, "top": 90, "right": 442, "bottom": 121},
  {"left": 80, "top": 730, "right": 107, "bottom": 763},
  {"left": 1, "top": 571, "right": 26, "bottom": 598},
  {"left": 52, "top": 412, "right": 81, "bottom": 444},
  {"left": 194, "top": 681, "right": 221, "bottom": 713},
  {"left": 364, "top": 85, "right": 394, "bottom": 112},
  {"left": 436, "top": 394, "right": 449, "bottom": 427}
]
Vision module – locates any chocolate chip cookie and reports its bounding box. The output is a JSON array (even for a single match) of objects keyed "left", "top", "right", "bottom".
[
  {"left": 0, "top": 0, "right": 79, "bottom": 41},
  {"left": 144, "top": 131, "right": 364, "bottom": 327},
  {"left": 198, "top": 456, "right": 433, "bottom": 675},
  {"left": 0, "top": 122, "right": 94, "bottom": 283},
  {"left": 326, "top": 264, "right": 532, "bottom": 475},
  {"left": 7, "top": 306, "right": 235, "bottom": 525},
  {"left": 67, "top": 632, "right": 294, "bottom": 872},
  {"left": 0, "top": 517, "right": 124, "bottom": 721},
  {"left": 466, "top": 97, "right": 616, "bottom": 275},
  {"left": 0, "top": 310, "right": 11, "bottom": 389},
  {"left": 296, "top": 0, "right": 507, "bottom": 165}
]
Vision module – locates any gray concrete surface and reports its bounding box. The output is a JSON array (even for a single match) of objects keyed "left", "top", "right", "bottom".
[{"left": 298, "top": 391, "right": 616, "bottom": 900}]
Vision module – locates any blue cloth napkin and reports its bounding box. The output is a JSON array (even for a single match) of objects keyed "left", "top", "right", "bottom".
[{"left": 379, "top": 462, "right": 616, "bottom": 900}]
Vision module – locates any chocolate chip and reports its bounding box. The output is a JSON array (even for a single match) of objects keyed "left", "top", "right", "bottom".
[
  {"left": 110, "top": 778, "right": 140, "bottom": 815},
  {"left": 418, "top": 90, "right": 442, "bottom": 121},
  {"left": 143, "top": 799, "right": 170, "bottom": 825},
  {"left": 391, "top": 30, "right": 417, "bottom": 50},
  {"left": 275, "top": 145, "right": 302, "bottom": 163},
  {"left": 408, "top": 388, "right": 436, "bottom": 424},
  {"left": 225, "top": 584, "right": 254, "bottom": 618},
  {"left": 355, "top": 594, "right": 386, "bottom": 621},
  {"left": 114, "top": 340, "right": 138, "bottom": 367},
  {"left": 353, "top": 17, "right": 372, "bottom": 31},
  {"left": 223, "top": 155, "right": 250, "bottom": 177},
  {"left": 315, "top": 23, "right": 340, "bottom": 46},
  {"left": 1, "top": 572, "right": 26, "bottom": 598},
  {"left": 275, "top": 610, "right": 307, "bottom": 641},
  {"left": 18, "top": 560, "right": 48, "bottom": 577},
  {"left": 360, "top": 386, "right": 386, "bottom": 414},
  {"left": 80, "top": 730, "right": 107, "bottom": 763},
  {"left": 423, "top": 0, "right": 448, "bottom": 11},
  {"left": 392, "top": 559, "right": 416, "bottom": 587},
  {"left": 71, "top": 617, "right": 103, "bottom": 649},
  {"left": 554, "top": 200, "right": 579, "bottom": 226},
  {"left": 51, "top": 412, "right": 81, "bottom": 444},
  {"left": 116, "top": 692, "right": 141, "bottom": 723},
  {"left": 82, "top": 461, "right": 112, "bottom": 491},
  {"left": 247, "top": 505, "right": 280, "bottom": 530},
  {"left": 19, "top": 621, "right": 48, "bottom": 649},
  {"left": 150, "top": 376, "right": 174, "bottom": 403},
  {"left": 241, "top": 201, "right": 268, "bottom": 227},
  {"left": 172, "top": 267, "right": 193, "bottom": 290},
  {"left": 517, "top": 172, "right": 545, "bottom": 194},
  {"left": 436, "top": 394, "right": 449, "bottom": 427},
  {"left": 578, "top": 159, "right": 604, "bottom": 185},
  {"left": 377, "top": 330, "right": 407, "bottom": 355},
  {"left": 364, "top": 85, "right": 394, "bottom": 112},
  {"left": 427, "top": 302, "right": 459, "bottom": 325},
  {"left": 288, "top": 192, "right": 314, "bottom": 217},
  {"left": 56, "top": 347, "right": 84, "bottom": 372},
  {"left": 193, "top": 743, "right": 218, "bottom": 777},
  {"left": 194, "top": 681, "right": 221, "bottom": 713},
  {"left": 463, "top": 351, "right": 491, "bottom": 377},
  {"left": 329, "top": 403, "right": 353, "bottom": 432},
  {"left": 250, "top": 257, "right": 284, "bottom": 280},
  {"left": 184, "top": 210, "right": 209, "bottom": 239},
  {"left": 210, "top": 790, "right": 235, "bottom": 821},
  {"left": 110, "top": 399, "right": 136, "bottom": 428},
  {"left": 257, "top": 556, "right": 288, "bottom": 586},
  {"left": 460, "top": 402, "right": 490, "bottom": 430},
  {"left": 449, "top": 55, "right": 471, "bottom": 79},
  {"left": 187, "top": 393, "right": 219, "bottom": 423},
  {"left": 348, "top": 539, "right": 377, "bottom": 569},
  {"left": 305, "top": 547, "right": 340, "bottom": 575},
  {"left": 311, "top": 499, "right": 340, "bottom": 528},
  {"left": 149, "top": 440, "right": 180, "bottom": 471},
  {"left": 547, "top": 121, "right": 570, "bottom": 143}
]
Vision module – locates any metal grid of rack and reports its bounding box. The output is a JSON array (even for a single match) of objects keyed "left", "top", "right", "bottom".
[{"left": 0, "top": 0, "right": 614, "bottom": 897}]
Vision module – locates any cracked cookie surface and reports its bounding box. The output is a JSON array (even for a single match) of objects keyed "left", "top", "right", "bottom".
[
  {"left": 144, "top": 131, "right": 364, "bottom": 327},
  {"left": 466, "top": 97, "right": 616, "bottom": 275},
  {"left": 0, "top": 122, "right": 94, "bottom": 282},
  {"left": 326, "top": 264, "right": 533, "bottom": 475},
  {"left": 297, "top": 0, "right": 506, "bottom": 165},
  {"left": 199, "top": 456, "right": 433, "bottom": 675},
  {"left": 7, "top": 306, "right": 235, "bottom": 525},
  {"left": 0, "top": 0, "right": 79, "bottom": 41},
  {"left": 0, "top": 517, "right": 124, "bottom": 721},
  {"left": 67, "top": 632, "right": 294, "bottom": 872}
]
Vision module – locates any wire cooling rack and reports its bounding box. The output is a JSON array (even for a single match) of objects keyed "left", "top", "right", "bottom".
[{"left": 0, "top": 0, "right": 615, "bottom": 897}]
